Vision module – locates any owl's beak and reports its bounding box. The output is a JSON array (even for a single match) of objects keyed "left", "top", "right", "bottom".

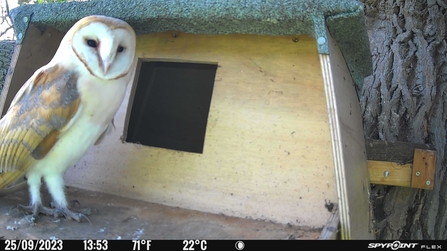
[{"left": 102, "top": 57, "right": 113, "bottom": 74}]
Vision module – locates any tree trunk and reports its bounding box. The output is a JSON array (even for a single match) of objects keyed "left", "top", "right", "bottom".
[{"left": 360, "top": 0, "right": 447, "bottom": 239}]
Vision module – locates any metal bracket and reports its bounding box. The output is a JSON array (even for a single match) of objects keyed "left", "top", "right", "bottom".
[
  {"left": 13, "top": 13, "right": 32, "bottom": 44},
  {"left": 313, "top": 15, "right": 329, "bottom": 55}
]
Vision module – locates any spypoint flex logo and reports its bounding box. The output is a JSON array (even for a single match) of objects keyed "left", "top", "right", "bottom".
[{"left": 368, "top": 241, "right": 418, "bottom": 250}]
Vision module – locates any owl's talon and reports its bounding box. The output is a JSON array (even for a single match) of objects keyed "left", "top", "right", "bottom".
[
  {"left": 50, "top": 199, "right": 81, "bottom": 209},
  {"left": 12, "top": 204, "right": 41, "bottom": 225},
  {"left": 53, "top": 207, "right": 91, "bottom": 223},
  {"left": 12, "top": 203, "right": 92, "bottom": 223}
]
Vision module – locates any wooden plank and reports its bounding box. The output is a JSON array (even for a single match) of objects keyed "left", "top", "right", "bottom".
[
  {"left": 0, "top": 24, "right": 65, "bottom": 115},
  {"left": 411, "top": 149, "right": 436, "bottom": 190},
  {"left": 366, "top": 140, "right": 436, "bottom": 190},
  {"left": 0, "top": 44, "right": 20, "bottom": 115},
  {"left": 368, "top": 160, "right": 412, "bottom": 187},
  {"left": 318, "top": 205, "right": 339, "bottom": 240},
  {"left": 365, "top": 139, "right": 433, "bottom": 164},
  {"left": 368, "top": 153, "right": 436, "bottom": 190},
  {"left": 319, "top": 31, "right": 374, "bottom": 239}
]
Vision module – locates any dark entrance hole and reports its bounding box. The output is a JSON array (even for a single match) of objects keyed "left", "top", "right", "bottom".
[{"left": 125, "top": 61, "right": 217, "bottom": 154}]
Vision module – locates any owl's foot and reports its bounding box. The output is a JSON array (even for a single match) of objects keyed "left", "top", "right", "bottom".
[
  {"left": 12, "top": 204, "right": 40, "bottom": 225},
  {"left": 50, "top": 199, "right": 85, "bottom": 209},
  {"left": 14, "top": 203, "right": 91, "bottom": 224},
  {"left": 47, "top": 206, "right": 91, "bottom": 222}
]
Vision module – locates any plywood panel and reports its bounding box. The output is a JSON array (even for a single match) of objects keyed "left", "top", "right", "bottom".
[
  {"left": 65, "top": 33, "right": 336, "bottom": 228},
  {"left": 0, "top": 25, "right": 65, "bottom": 115},
  {"left": 319, "top": 33, "right": 374, "bottom": 239}
]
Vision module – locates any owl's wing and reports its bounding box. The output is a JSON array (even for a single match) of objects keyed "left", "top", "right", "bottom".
[{"left": 0, "top": 65, "right": 81, "bottom": 190}]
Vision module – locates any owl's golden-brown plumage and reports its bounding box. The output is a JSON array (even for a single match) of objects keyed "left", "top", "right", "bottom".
[{"left": 0, "top": 15, "right": 136, "bottom": 223}]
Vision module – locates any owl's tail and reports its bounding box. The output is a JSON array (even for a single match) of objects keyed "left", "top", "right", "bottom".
[{"left": 0, "top": 171, "right": 26, "bottom": 195}]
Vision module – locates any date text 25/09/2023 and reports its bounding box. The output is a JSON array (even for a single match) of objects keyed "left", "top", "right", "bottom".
[{"left": 2, "top": 240, "right": 212, "bottom": 251}]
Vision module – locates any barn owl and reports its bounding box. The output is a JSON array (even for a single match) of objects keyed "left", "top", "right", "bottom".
[{"left": 0, "top": 15, "right": 136, "bottom": 223}]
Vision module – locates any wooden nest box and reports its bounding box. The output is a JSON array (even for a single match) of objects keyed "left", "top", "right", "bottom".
[{"left": 4, "top": 0, "right": 374, "bottom": 239}]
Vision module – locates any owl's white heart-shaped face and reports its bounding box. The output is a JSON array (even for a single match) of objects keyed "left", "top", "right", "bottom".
[{"left": 58, "top": 15, "right": 137, "bottom": 80}]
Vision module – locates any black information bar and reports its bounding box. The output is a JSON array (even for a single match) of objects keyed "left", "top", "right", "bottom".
[{"left": 0, "top": 240, "right": 444, "bottom": 251}]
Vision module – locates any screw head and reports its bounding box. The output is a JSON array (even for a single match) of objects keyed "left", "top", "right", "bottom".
[
  {"left": 426, "top": 180, "right": 431, "bottom": 186},
  {"left": 383, "top": 170, "right": 390, "bottom": 177},
  {"left": 415, "top": 171, "right": 421, "bottom": 177},
  {"left": 317, "top": 36, "right": 326, "bottom": 45}
]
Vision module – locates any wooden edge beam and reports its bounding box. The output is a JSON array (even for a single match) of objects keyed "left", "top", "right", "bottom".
[
  {"left": 0, "top": 24, "right": 65, "bottom": 116},
  {"left": 368, "top": 160, "right": 412, "bottom": 187},
  {"left": 318, "top": 205, "right": 339, "bottom": 240},
  {"left": 365, "top": 139, "right": 433, "bottom": 163},
  {"left": 367, "top": 148, "right": 436, "bottom": 190},
  {"left": 320, "top": 29, "right": 373, "bottom": 239},
  {"left": 0, "top": 44, "right": 21, "bottom": 115},
  {"left": 411, "top": 149, "right": 436, "bottom": 190}
]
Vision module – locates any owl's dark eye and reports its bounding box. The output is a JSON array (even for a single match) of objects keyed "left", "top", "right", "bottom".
[
  {"left": 117, "top": 46, "right": 124, "bottom": 53},
  {"left": 86, "top": 39, "right": 97, "bottom": 48}
]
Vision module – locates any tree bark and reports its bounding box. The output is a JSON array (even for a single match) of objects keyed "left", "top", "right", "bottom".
[{"left": 360, "top": 0, "right": 447, "bottom": 239}]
